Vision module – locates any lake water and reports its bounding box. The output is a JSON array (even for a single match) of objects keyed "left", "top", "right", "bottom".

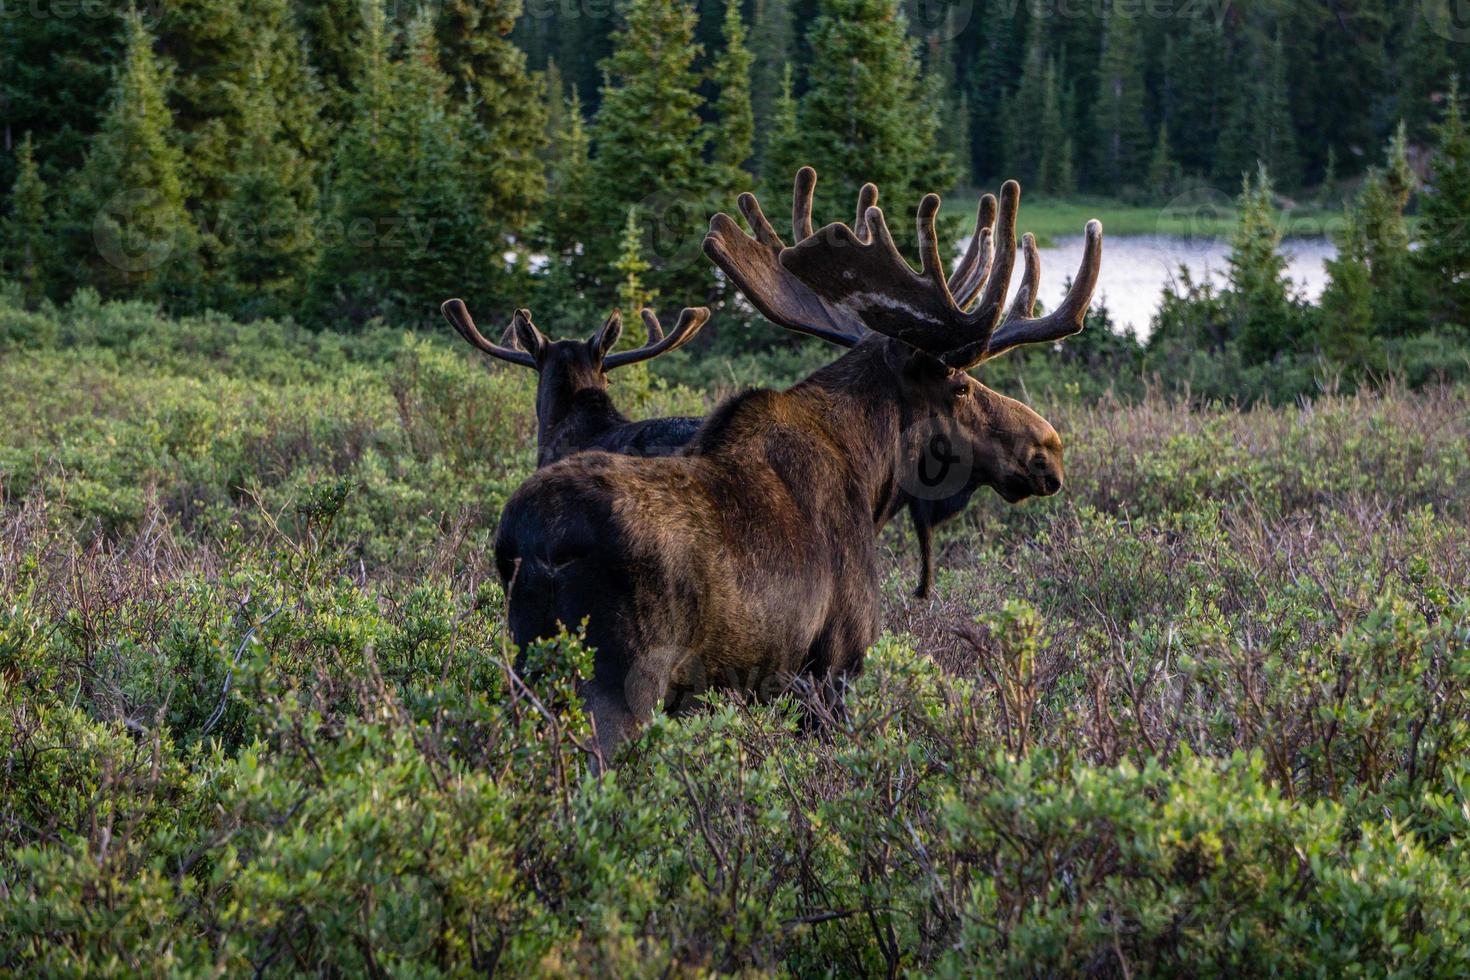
[{"left": 985, "top": 234, "right": 1338, "bottom": 338}]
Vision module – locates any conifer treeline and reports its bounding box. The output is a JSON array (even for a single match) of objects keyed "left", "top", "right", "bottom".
[{"left": 0, "top": 0, "right": 1466, "bottom": 327}]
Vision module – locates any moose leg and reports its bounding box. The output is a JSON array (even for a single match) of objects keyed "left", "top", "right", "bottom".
[{"left": 910, "top": 501, "right": 935, "bottom": 600}]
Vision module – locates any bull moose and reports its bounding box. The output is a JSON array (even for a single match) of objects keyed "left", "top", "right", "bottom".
[
  {"left": 493, "top": 171, "right": 1102, "bottom": 755},
  {"left": 446, "top": 172, "right": 1014, "bottom": 597},
  {"left": 439, "top": 299, "right": 710, "bottom": 466}
]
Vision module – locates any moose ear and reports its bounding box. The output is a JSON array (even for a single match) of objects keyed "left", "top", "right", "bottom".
[
  {"left": 511, "top": 309, "right": 547, "bottom": 359},
  {"left": 589, "top": 310, "right": 623, "bottom": 363}
]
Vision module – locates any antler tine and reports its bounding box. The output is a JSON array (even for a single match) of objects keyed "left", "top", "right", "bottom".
[
  {"left": 947, "top": 192, "right": 997, "bottom": 307},
  {"left": 603, "top": 307, "right": 711, "bottom": 370},
  {"left": 441, "top": 298, "right": 537, "bottom": 368},
  {"left": 1005, "top": 233, "right": 1041, "bottom": 322},
  {"left": 982, "top": 219, "right": 1103, "bottom": 361},
  {"left": 793, "top": 166, "right": 817, "bottom": 241},
  {"left": 853, "top": 182, "right": 879, "bottom": 243},
  {"left": 779, "top": 176, "right": 1100, "bottom": 368},
  {"left": 702, "top": 169, "right": 872, "bottom": 348}
]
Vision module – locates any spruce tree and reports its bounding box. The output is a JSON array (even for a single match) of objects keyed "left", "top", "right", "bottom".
[
  {"left": 1, "top": 134, "right": 51, "bottom": 308},
  {"left": 1159, "top": 20, "right": 1224, "bottom": 178},
  {"left": 1145, "top": 123, "right": 1177, "bottom": 200},
  {"left": 1227, "top": 167, "right": 1296, "bottom": 363},
  {"left": 749, "top": 0, "right": 795, "bottom": 174},
  {"left": 297, "top": 0, "right": 363, "bottom": 126},
  {"left": 219, "top": 63, "right": 318, "bottom": 316},
  {"left": 798, "top": 0, "right": 953, "bottom": 239},
  {"left": 312, "top": 6, "right": 490, "bottom": 326},
  {"left": 1417, "top": 81, "right": 1470, "bottom": 332},
  {"left": 545, "top": 91, "right": 594, "bottom": 262},
  {"left": 763, "top": 65, "right": 804, "bottom": 201},
  {"left": 436, "top": 0, "right": 548, "bottom": 224},
  {"left": 1003, "top": 5, "right": 1049, "bottom": 187},
  {"left": 1091, "top": 0, "right": 1148, "bottom": 192},
  {"left": 711, "top": 0, "right": 756, "bottom": 186},
  {"left": 1318, "top": 212, "right": 1378, "bottom": 376},
  {"left": 591, "top": 0, "right": 712, "bottom": 295},
  {"left": 615, "top": 206, "right": 657, "bottom": 322},
  {"left": 1334, "top": 124, "right": 1417, "bottom": 337},
  {"left": 1037, "top": 58, "right": 1073, "bottom": 195},
  {"left": 72, "top": 10, "right": 198, "bottom": 301}
]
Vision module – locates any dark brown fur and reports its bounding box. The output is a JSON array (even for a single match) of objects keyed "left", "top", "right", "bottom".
[{"left": 496, "top": 336, "right": 1063, "bottom": 756}]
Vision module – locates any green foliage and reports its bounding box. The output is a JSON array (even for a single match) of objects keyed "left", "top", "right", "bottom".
[
  {"left": 1228, "top": 168, "right": 1303, "bottom": 363},
  {"left": 1417, "top": 81, "right": 1470, "bottom": 333},
  {"left": 69, "top": 10, "right": 199, "bottom": 302},
  {"left": 711, "top": 0, "right": 755, "bottom": 184},
  {"left": 798, "top": 0, "right": 954, "bottom": 242},
  {"left": 3, "top": 310, "right": 1470, "bottom": 970},
  {"left": 1, "top": 134, "right": 51, "bottom": 308},
  {"left": 1090, "top": 1, "right": 1148, "bottom": 191}
]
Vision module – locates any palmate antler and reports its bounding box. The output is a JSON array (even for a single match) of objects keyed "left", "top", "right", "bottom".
[
  {"left": 440, "top": 298, "right": 710, "bottom": 370},
  {"left": 778, "top": 178, "right": 1102, "bottom": 369}
]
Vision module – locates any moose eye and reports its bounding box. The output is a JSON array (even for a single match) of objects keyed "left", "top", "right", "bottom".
[{"left": 951, "top": 384, "right": 970, "bottom": 400}]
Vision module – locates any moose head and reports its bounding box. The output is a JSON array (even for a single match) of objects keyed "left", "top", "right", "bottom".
[
  {"left": 704, "top": 169, "right": 1102, "bottom": 593},
  {"left": 441, "top": 299, "right": 709, "bottom": 466}
]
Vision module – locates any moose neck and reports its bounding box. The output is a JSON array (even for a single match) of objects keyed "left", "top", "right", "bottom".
[
  {"left": 535, "top": 376, "right": 630, "bottom": 464},
  {"left": 790, "top": 339, "right": 914, "bottom": 526}
]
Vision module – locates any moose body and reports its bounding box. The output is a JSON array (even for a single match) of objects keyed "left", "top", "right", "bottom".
[{"left": 492, "top": 171, "right": 1101, "bottom": 755}]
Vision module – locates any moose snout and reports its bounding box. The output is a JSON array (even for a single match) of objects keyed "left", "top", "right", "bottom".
[{"left": 1041, "top": 472, "right": 1062, "bottom": 495}]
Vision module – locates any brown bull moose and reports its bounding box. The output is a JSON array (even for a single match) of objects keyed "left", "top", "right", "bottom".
[
  {"left": 493, "top": 170, "right": 1102, "bottom": 756},
  {"left": 447, "top": 172, "right": 1015, "bottom": 597},
  {"left": 439, "top": 299, "right": 710, "bottom": 466}
]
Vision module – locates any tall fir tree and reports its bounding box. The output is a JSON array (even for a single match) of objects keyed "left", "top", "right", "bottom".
[
  {"left": 157, "top": 0, "right": 323, "bottom": 262},
  {"left": 1329, "top": 123, "right": 1417, "bottom": 337},
  {"left": 1318, "top": 211, "right": 1380, "bottom": 377},
  {"left": 544, "top": 91, "right": 594, "bottom": 262},
  {"left": 0, "top": 3, "right": 122, "bottom": 191},
  {"left": 1215, "top": 26, "right": 1299, "bottom": 188},
  {"left": 591, "top": 0, "right": 712, "bottom": 296},
  {"left": 436, "top": 0, "right": 548, "bottom": 225},
  {"left": 764, "top": 65, "right": 804, "bottom": 201},
  {"left": 749, "top": 0, "right": 796, "bottom": 174},
  {"left": 1091, "top": 0, "right": 1148, "bottom": 192},
  {"left": 1003, "top": 3, "right": 1050, "bottom": 187},
  {"left": 72, "top": 10, "right": 198, "bottom": 302},
  {"left": 1038, "top": 57, "right": 1075, "bottom": 195},
  {"left": 1160, "top": 18, "right": 1225, "bottom": 179},
  {"left": 1, "top": 134, "right": 51, "bottom": 308},
  {"left": 797, "top": 0, "right": 953, "bottom": 238},
  {"left": 1416, "top": 80, "right": 1470, "bottom": 332},
  {"left": 711, "top": 0, "right": 756, "bottom": 186},
  {"left": 1228, "top": 167, "right": 1297, "bottom": 363},
  {"left": 312, "top": 6, "right": 492, "bottom": 326},
  {"left": 218, "top": 60, "right": 319, "bottom": 317},
  {"left": 1145, "top": 123, "right": 1177, "bottom": 200}
]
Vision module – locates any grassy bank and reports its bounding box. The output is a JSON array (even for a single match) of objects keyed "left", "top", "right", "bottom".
[{"left": 3, "top": 295, "right": 1469, "bottom": 974}]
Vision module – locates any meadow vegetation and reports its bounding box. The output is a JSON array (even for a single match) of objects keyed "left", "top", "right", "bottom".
[{"left": 3, "top": 290, "right": 1469, "bottom": 974}]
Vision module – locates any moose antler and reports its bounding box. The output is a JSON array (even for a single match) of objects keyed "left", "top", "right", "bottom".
[
  {"left": 603, "top": 307, "right": 711, "bottom": 369},
  {"left": 442, "top": 298, "right": 536, "bottom": 367},
  {"left": 441, "top": 298, "right": 710, "bottom": 371},
  {"left": 778, "top": 179, "right": 1102, "bottom": 369}
]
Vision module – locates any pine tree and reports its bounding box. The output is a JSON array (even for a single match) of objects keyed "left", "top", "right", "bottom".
[
  {"left": 219, "top": 63, "right": 318, "bottom": 316},
  {"left": 1214, "top": 26, "right": 1299, "bottom": 188},
  {"left": 1318, "top": 212, "right": 1378, "bottom": 376},
  {"left": 312, "top": 6, "right": 491, "bottom": 326},
  {"left": 615, "top": 206, "right": 656, "bottom": 319},
  {"left": 0, "top": 3, "right": 121, "bottom": 192},
  {"left": 1145, "top": 123, "right": 1177, "bottom": 201},
  {"left": 436, "top": 0, "right": 547, "bottom": 224},
  {"left": 1160, "top": 19, "right": 1224, "bottom": 178},
  {"left": 1003, "top": 5, "right": 1049, "bottom": 187},
  {"left": 591, "top": 0, "right": 711, "bottom": 294},
  {"left": 1227, "top": 167, "right": 1296, "bottom": 363},
  {"left": 749, "top": 0, "right": 795, "bottom": 174},
  {"left": 764, "top": 65, "right": 804, "bottom": 201},
  {"left": 1334, "top": 124, "right": 1417, "bottom": 337},
  {"left": 1417, "top": 80, "right": 1470, "bottom": 332},
  {"left": 297, "top": 0, "right": 364, "bottom": 125},
  {"left": 545, "top": 91, "right": 594, "bottom": 261},
  {"left": 544, "top": 59, "right": 568, "bottom": 158},
  {"left": 158, "top": 0, "right": 323, "bottom": 245},
  {"left": 72, "top": 10, "right": 198, "bottom": 301},
  {"left": 711, "top": 0, "right": 756, "bottom": 185},
  {"left": 1, "top": 134, "right": 50, "bottom": 308},
  {"left": 1258, "top": 29, "right": 1299, "bottom": 189},
  {"left": 1091, "top": 0, "right": 1148, "bottom": 192},
  {"left": 798, "top": 0, "right": 953, "bottom": 239},
  {"left": 1037, "top": 58, "right": 1072, "bottom": 195}
]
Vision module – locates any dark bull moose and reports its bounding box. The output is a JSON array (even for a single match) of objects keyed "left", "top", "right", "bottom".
[{"left": 482, "top": 170, "right": 1102, "bottom": 756}]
